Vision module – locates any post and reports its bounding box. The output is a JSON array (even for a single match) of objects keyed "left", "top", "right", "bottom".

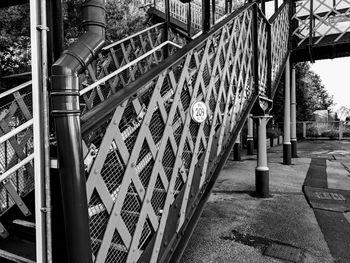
[
  {"left": 163, "top": 0, "right": 170, "bottom": 58},
  {"left": 202, "top": 0, "right": 210, "bottom": 32},
  {"left": 283, "top": 56, "right": 292, "bottom": 165},
  {"left": 339, "top": 121, "right": 343, "bottom": 140},
  {"left": 253, "top": 115, "right": 272, "bottom": 198},
  {"left": 291, "top": 63, "right": 297, "bottom": 157},
  {"left": 247, "top": 114, "right": 254, "bottom": 155},
  {"left": 303, "top": 122, "right": 306, "bottom": 138},
  {"left": 233, "top": 131, "right": 242, "bottom": 161}
]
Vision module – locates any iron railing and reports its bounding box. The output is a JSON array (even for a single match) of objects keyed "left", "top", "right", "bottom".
[
  {"left": 0, "top": 81, "right": 34, "bottom": 218},
  {"left": 73, "top": 2, "right": 292, "bottom": 262},
  {"left": 79, "top": 23, "right": 186, "bottom": 115},
  {"left": 292, "top": 0, "right": 350, "bottom": 47}
]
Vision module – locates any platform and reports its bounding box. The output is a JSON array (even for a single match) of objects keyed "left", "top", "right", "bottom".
[{"left": 182, "top": 140, "right": 350, "bottom": 263}]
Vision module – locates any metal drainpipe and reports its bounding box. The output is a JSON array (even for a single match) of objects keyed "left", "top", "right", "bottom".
[{"left": 50, "top": 1, "right": 105, "bottom": 262}]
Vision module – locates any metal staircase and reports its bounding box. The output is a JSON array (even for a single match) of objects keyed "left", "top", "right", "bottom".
[{"left": 1, "top": 0, "right": 350, "bottom": 262}]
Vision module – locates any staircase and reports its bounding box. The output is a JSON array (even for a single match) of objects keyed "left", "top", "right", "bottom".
[{"left": 1, "top": 0, "right": 350, "bottom": 262}]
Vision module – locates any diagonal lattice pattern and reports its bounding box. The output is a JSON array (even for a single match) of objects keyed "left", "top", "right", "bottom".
[
  {"left": 79, "top": 23, "right": 186, "bottom": 115},
  {"left": 0, "top": 81, "right": 34, "bottom": 215},
  {"left": 271, "top": 2, "right": 289, "bottom": 91},
  {"left": 80, "top": 4, "right": 269, "bottom": 263},
  {"left": 292, "top": 0, "right": 350, "bottom": 47}
]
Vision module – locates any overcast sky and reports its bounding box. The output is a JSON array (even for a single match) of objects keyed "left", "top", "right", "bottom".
[{"left": 310, "top": 57, "right": 350, "bottom": 111}]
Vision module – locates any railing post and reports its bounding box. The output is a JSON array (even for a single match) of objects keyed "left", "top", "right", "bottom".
[
  {"left": 163, "top": 0, "right": 170, "bottom": 58},
  {"left": 247, "top": 114, "right": 254, "bottom": 155},
  {"left": 211, "top": 0, "right": 216, "bottom": 26},
  {"left": 303, "top": 122, "right": 306, "bottom": 138},
  {"left": 202, "top": 0, "right": 210, "bottom": 32},
  {"left": 291, "top": 63, "right": 297, "bottom": 157},
  {"left": 187, "top": 2, "right": 191, "bottom": 37},
  {"left": 283, "top": 55, "right": 292, "bottom": 165}
]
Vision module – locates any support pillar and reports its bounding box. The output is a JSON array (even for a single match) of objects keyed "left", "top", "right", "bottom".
[
  {"left": 247, "top": 114, "right": 254, "bottom": 155},
  {"left": 253, "top": 115, "right": 272, "bottom": 198},
  {"left": 233, "top": 131, "right": 242, "bottom": 161},
  {"left": 291, "top": 63, "right": 297, "bottom": 157},
  {"left": 283, "top": 56, "right": 292, "bottom": 165}
]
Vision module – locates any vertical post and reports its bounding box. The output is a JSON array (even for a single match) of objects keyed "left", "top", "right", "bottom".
[
  {"left": 247, "top": 114, "right": 254, "bottom": 155},
  {"left": 233, "top": 131, "right": 242, "bottom": 161},
  {"left": 339, "top": 121, "right": 343, "bottom": 140},
  {"left": 211, "top": 0, "right": 216, "bottom": 26},
  {"left": 283, "top": 56, "right": 292, "bottom": 165},
  {"left": 187, "top": 2, "right": 191, "bottom": 37},
  {"left": 30, "top": 0, "right": 49, "bottom": 261},
  {"left": 261, "top": 0, "right": 266, "bottom": 14},
  {"left": 303, "top": 122, "right": 306, "bottom": 138},
  {"left": 163, "top": 0, "right": 170, "bottom": 58},
  {"left": 275, "top": 0, "right": 278, "bottom": 12},
  {"left": 253, "top": 115, "right": 272, "bottom": 198},
  {"left": 291, "top": 63, "right": 297, "bottom": 158},
  {"left": 202, "top": 0, "right": 210, "bottom": 32}
]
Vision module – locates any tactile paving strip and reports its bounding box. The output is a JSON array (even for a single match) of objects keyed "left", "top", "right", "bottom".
[
  {"left": 314, "top": 192, "right": 346, "bottom": 201},
  {"left": 264, "top": 243, "right": 303, "bottom": 263}
]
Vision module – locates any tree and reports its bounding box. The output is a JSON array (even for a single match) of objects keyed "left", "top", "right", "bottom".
[{"left": 271, "top": 62, "right": 334, "bottom": 122}]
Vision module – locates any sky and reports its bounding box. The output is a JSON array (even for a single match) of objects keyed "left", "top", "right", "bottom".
[{"left": 310, "top": 57, "right": 350, "bottom": 111}]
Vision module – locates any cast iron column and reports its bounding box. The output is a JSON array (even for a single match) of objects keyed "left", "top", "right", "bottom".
[
  {"left": 247, "top": 114, "right": 254, "bottom": 155},
  {"left": 233, "top": 131, "right": 242, "bottom": 161},
  {"left": 253, "top": 115, "right": 272, "bottom": 198},
  {"left": 291, "top": 63, "right": 297, "bottom": 157},
  {"left": 283, "top": 56, "right": 292, "bottom": 165}
]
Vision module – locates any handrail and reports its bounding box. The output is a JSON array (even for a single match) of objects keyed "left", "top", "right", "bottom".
[
  {"left": 0, "top": 119, "right": 33, "bottom": 145},
  {"left": 80, "top": 40, "right": 182, "bottom": 96},
  {"left": 102, "top": 22, "right": 165, "bottom": 50},
  {"left": 0, "top": 80, "right": 32, "bottom": 99},
  {"left": 269, "top": 0, "right": 288, "bottom": 23}
]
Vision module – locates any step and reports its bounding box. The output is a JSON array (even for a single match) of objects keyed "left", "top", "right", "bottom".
[
  {"left": 9, "top": 219, "right": 36, "bottom": 243},
  {"left": 0, "top": 236, "right": 36, "bottom": 263}
]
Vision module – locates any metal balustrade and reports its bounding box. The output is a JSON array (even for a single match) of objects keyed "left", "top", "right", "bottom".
[
  {"left": 292, "top": 0, "right": 350, "bottom": 47},
  {"left": 79, "top": 23, "right": 187, "bottom": 115},
  {"left": 76, "top": 2, "right": 291, "bottom": 262},
  {"left": 0, "top": 81, "right": 34, "bottom": 219}
]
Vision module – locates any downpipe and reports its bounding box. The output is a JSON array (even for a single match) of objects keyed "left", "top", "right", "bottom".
[{"left": 50, "top": 1, "right": 105, "bottom": 262}]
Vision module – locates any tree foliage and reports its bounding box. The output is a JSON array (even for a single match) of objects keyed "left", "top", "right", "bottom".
[
  {"left": 0, "top": 4, "right": 31, "bottom": 77},
  {"left": 271, "top": 62, "right": 334, "bottom": 122}
]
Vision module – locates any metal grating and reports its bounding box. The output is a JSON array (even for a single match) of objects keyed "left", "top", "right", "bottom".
[{"left": 264, "top": 243, "right": 304, "bottom": 263}]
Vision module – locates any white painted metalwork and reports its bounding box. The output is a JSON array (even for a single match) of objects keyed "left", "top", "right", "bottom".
[
  {"left": 80, "top": 41, "right": 182, "bottom": 96},
  {"left": 0, "top": 120, "right": 33, "bottom": 145},
  {"left": 103, "top": 23, "right": 165, "bottom": 50},
  {"left": 0, "top": 81, "right": 32, "bottom": 99},
  {"left": 0, "top": 154, "right": 34, "bottom": 182}
]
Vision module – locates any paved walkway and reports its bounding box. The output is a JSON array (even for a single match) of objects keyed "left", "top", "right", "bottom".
[{"left": 181, "top": 140, "right": 350, "bottom": 263}]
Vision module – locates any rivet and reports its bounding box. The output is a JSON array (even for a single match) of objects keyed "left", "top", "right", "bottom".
[{"left": 94, "top": 169, "right": 99, "bottom": 174}]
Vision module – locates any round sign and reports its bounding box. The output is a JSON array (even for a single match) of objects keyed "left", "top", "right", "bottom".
[{"left": 190, "top": 101, "right": 207, "bottom": 123}]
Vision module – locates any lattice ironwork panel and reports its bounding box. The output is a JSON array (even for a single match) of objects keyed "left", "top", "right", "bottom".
[
  {"left": 257, "top": 14, "right": 269, "bottom": 96},
  {"left": 0, "top": 82, "right": 34, "bottom": 215},
  {"left": 292, "top": 0, "right": 350, "bottom": 47},
  {"left": 82, "top": 6, "right": 256, "bottom": 263},
  {"left": 271, "top": 2, "right": 289, "bottom": 89},
  {"left": 80, "top": 23, "right": 170, "bottom": 115}
]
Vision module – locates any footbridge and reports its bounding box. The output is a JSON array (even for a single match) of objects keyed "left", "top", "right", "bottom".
[{"left": 0, "top": 0, "right": 350, "bottom": 262}]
